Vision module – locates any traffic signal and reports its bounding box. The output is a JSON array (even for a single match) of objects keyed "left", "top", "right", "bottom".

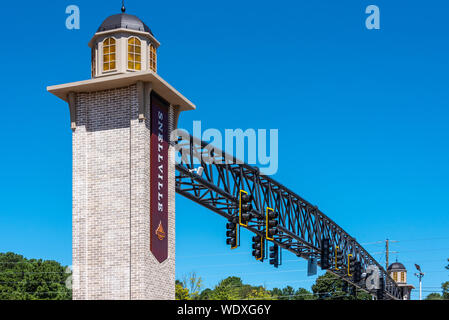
[
  {"left": 252, "top": 235, "right": 263, "bottom": 261},
  {"left": 269, "top": 244, "right": 279, "bottom": 268},
  {"left": 348, "top": 254, "right": 355, "bottom": 277},
  {"left": 266, "top": 207, "right": 279, "bottom": 240},
  {"left": 320, "top": 238, "right": 332, "bottom": 270},
  {"left": 239, "top": 190, "right": 253, "bottom": 226},
  {"left": 377, "top": 277, "right": 385, "bottom": 300},
  {"left": 226, "top": 222, "right": 238, "bottom": 249},
  {"left": 335, "top": 246, "right": 344, "bottom": 270},
  {"left": 353, "top": 261, "right": 362, "bottom": 282}
]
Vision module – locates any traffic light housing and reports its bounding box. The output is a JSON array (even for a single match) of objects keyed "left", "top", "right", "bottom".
[
  {"left": 353, "top": 261, "right": 362, "bottom": 282},
  {"left": 252, "top": 235, "right": 263, "bottom": 261},
  {"left": 348, "top": 254, "right": 355, "bottom": 277},
  {"left": 266, "top": 207, "right": 279, "bottom": 240},
  {"left": 269, "top": 244, "right": 279, "bottom": 268},
  {"left": 239, "top": 190, "right": 253, "bottom": 226},
  {"left": 226, "top": 222, "right": 238, "bottom": 249},
  {"left": 320, "top": 238, "right": 332, "bottom": 270},
  {"left": 335, "top": 246, "right": 344, "bottom": 270}
]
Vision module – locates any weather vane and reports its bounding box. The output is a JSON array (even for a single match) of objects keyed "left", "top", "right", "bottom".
[{"left": 121, "top": 0, "right": 126, "bottom": 13}]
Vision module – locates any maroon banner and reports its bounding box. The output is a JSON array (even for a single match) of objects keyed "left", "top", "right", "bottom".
[{"left": 150, "top": 92, "right": 169, "bottom": 263}]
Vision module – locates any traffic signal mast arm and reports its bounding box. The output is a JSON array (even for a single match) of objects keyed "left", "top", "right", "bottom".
[{"left": 175, "top": 132, "right": 403, "bottom": 300}]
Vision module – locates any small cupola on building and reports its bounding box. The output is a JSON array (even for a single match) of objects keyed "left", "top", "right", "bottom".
[
  {"left": 388, "top": 261, "right": 407, "bottom": 283},
  {"left": 387, "top": 261, "right": 415, "bottom": 300},
  {"left": 89, "top": 5, "right": 159, "bottom": 78}
]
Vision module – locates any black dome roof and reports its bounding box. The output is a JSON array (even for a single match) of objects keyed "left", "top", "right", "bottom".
[
  {"left": 97, "top": 13, "right": 153, "bottom": 35},
  {"left": 388, "top": 262, "right": 406, "bottom": 271}
]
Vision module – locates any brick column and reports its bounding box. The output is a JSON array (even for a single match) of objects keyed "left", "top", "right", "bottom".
[{"left": 71, "top": 84, "right": 175, "bottom": 300}]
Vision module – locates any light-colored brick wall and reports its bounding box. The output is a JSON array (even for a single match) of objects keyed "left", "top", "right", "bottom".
[{"left": 72, "top": 84, "right": 175, "bottom": 300}]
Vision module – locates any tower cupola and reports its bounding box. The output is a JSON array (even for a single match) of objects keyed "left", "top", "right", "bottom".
[
  {"left": 388, "top": 261, "right": 407, "bottom": 284},
  {"left": 88, "top": 8, "right": 159, "bottom": 78},
  {"left": 387, "top": 261, "right": 415, "bottom": 300}
]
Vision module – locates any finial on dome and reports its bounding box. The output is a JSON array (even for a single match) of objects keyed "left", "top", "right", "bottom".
[{"left": 121, "top": 1, "right": 126, "bottom": 13}]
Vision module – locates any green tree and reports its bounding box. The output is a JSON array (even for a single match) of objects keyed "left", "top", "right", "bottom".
[
  {"left": 181, "top": 272, "right": 203, "bottom": 300},
  {"left": 269, "top": 286, "right": 315, "bottom": 300},
  {"left": 271, "top": 285, "right": 296, "bottom": 300},
  {"left": 209, "top": 277, "right": 242, "bottom": 300},
  {"left": 280, "top": 286, "right": 295, "bottom": 300},
  {"left": 246, "top": 286, "right": 272, "bottom": 300},
  {"left": 312, "top": 272, "right": 346, "bottom": 300},
  {"left": 0, "top": 252, "right": 71, "bottom": 300},
  {"left": 271, "top": 287, "right": 282, "bottom": 299},
  {"left": 442, "top": 281, "right": 449, "bottom": 300},
  {"left": 425, "top": 293, "right": 443, "bottom": 300},
  {"left": 439, "top": 258, "right": 449, "bottom": 300},
  {"left": 312, "top": 271, "right": 371, "bottom": 300},
  {"left": 175, "top": 280, "right": 191, "bottom": 300},
  {"left": 198, "top": 288, "right": 213, "bottom": 300},
  {"left": 239, "top": 283, "right": 257, "bottom": 299},
  {"left": 294, "top": 288, "right": 316, "bottom": 300}
]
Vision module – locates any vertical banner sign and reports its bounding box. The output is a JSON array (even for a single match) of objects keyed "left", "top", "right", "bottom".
[{"left": 150, "top": 92, "right": 169, "bottom": 263}]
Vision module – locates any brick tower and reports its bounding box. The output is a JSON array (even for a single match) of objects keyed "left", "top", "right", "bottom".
[{"left": 47, "top": 8, "right": 195, "bottom": 300}]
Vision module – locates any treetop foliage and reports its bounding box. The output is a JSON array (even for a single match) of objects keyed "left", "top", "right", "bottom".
[
  {"left": 1, "top": 251, "right": 447, "bottom": 301},
  {"left": 176, "top": 271, "right": 372, "bottom": 300},
  {"left": 0, "top": 252, "right": 71, "bottom": 300}
]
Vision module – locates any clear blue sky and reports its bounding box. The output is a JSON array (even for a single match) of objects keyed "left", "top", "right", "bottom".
[{"left": 0, "top": 0, "right": 448, "bottom": 299}]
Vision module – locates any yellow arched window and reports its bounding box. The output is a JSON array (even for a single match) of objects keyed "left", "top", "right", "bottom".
[
  {"left": 103, "top": 38, "right": 116, "bottom": 71},
  {"left": 149, "top": 44, "right": 157, "bottom": 72},
  {"left": 128, "top": 37, "right": 141, "bottom": 71},
  {"left": 393, "top": 272, "right": 398, "bottom": 282},
  {"left": 400, "top": 272, "right": 405, "bottom": 282}
]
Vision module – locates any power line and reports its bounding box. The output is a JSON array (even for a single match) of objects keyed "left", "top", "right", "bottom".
[
  {"left": 361, "top": 236, "right": 449, "bottom": 244},
  {"left": 397, "top": 247, "right": 449, "bottom": 254},
  {"left": 197, "top": 269, "right": 307, "bottom": 278},
  {"left": 247, "top": 292, "right": 354, "bottom": 300},
  {"left": 178, "top": 252, "right": 251, "bottom": 259},
  {"left": 206, "top": 273, "right": 350, "bottom": 288}
]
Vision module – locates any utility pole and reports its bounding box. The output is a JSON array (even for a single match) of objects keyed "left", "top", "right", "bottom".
[
  {"left": 386, "top": 239, "right": 389, "bottom": 270},
  {"left": 385, "top": 239, "right": 399, "bottom": 270}
]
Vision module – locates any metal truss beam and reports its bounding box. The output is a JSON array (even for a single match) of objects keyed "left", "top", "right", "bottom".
[{"left": 174, "top": 132, "right": 402, "bottom": 300}]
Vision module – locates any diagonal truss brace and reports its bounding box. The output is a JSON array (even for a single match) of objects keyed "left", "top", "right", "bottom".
[{"left": 174, "top": 132, "right": 402, "bottom": 300}]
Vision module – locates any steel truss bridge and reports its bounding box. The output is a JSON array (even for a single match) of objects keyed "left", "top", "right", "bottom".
[{"left": 174, "top": 132, "right": 402, "bottom": 300}]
